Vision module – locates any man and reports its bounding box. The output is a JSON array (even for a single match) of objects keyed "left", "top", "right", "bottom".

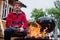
[{"left": 4, "top": 1, "right": 28, "bottom": 40}]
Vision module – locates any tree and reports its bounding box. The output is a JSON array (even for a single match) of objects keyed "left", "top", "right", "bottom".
[
  {"left": 54, "top": 0, "right": 60, "bottom": 29},
  {"left": 31, "top": 8, "right": 45, "bottom": 20},
  {"left": 46, "top": 8, "right": 60, "bottom": 19}
]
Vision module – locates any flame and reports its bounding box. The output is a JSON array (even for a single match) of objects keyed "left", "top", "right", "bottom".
[{"left": 27, "top": 22, "right": 48, "bottom": 38}]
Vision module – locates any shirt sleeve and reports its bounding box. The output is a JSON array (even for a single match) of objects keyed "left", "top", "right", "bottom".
[
  {"left": 22, "top": 14, "right": 28, "bottom": 29},
  {"left": 6, "top": 13, "right": 12, "bottom": 28}
]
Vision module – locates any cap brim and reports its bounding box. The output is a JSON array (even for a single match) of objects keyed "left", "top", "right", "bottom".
[
  {"left": 13, "top": 1, "right": 27, "bottom": 8},
  {"left": 20, "top": 3, "right": 27, "bottom": 8}
]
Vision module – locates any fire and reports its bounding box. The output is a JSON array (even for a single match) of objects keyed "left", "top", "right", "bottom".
[{"left": 27, "top": 22, "right": 48, "bottom": 38}]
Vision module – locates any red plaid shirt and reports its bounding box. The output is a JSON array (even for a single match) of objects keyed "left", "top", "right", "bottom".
[{"left": 6, "top": 12, "right": 28, "bottom": 29}]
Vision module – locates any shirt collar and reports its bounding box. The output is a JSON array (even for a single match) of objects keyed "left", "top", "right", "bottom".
[{"left": 13, "top": 10, "right": 22, "bottom": 14}]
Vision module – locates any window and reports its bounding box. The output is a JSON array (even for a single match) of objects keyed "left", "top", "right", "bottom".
[
  {"left": 2, "top": 1, "right": 13, "bottom": 20},
  {"left": 9, "top": 7, "right": 13, "bottom": 12},
  {"left": 2, "top": 1, "right": 7, "bottom": 20}
]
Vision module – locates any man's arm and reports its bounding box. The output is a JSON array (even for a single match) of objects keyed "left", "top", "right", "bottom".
[
  {"left": 6, "top": 13, "right": 12, "bottom": 28},
  {"left": 22, "top": 14, "right": 28, "bottom": 29}
]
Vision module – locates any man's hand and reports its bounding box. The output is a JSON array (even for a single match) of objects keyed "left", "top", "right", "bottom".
[
  {"left": 14, "top": 25, "right": 19, "bottom": 27},
  {"left": 20, "top": 27, "right": 24, "bottom": 32}
]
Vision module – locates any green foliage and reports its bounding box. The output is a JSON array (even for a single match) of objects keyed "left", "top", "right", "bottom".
[
  {"left": 31, "top": 8, "right": 45, "bottom": 19},
  {"left": 46, "top": 8, "right": 60, "bottom": 19},
  {"left": 28, "top": 22, "right": 34, "bottom": 26}
]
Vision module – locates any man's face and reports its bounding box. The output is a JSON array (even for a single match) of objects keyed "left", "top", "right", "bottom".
[{"left": 13, "top": 3, "right": 22, "bottom": 11}]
